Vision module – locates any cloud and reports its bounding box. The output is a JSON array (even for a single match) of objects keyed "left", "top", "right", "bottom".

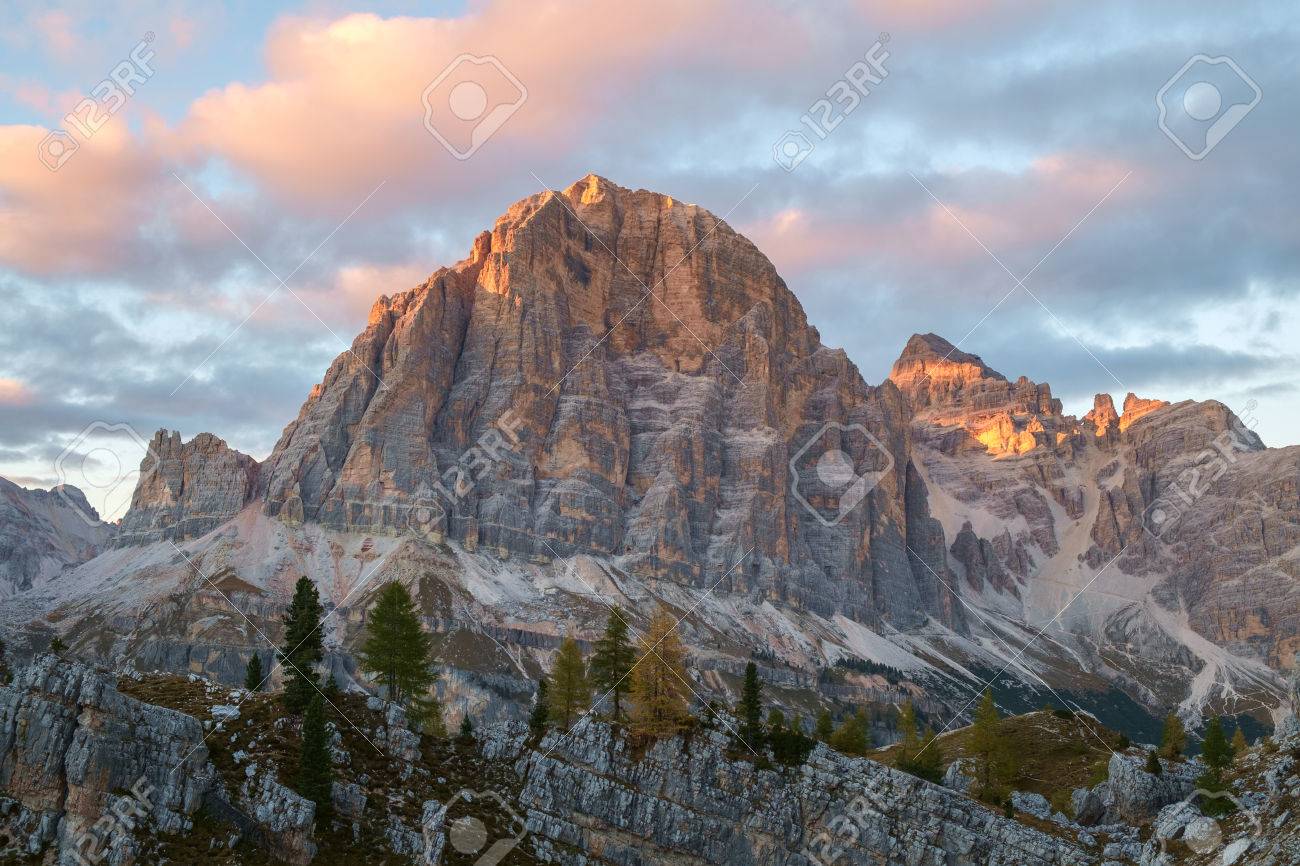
[
  {"left": 30, "top": 10, "right": 80, "bottom": 60},
  {"left": 0, "top": 378, "right": 33, "bottom": 405},
  {"left": 173, "top": 4, "right": 807, "bottom": 212},
  {"left": 0, "top": 0, "right": 1297, "bottom": 524},
  {"left": 0, "top": 122, "right": 163, "bottom": 275}
]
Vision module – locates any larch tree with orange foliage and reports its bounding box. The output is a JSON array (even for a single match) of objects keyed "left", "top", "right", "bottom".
[{"left": 629, "top": 607, "right": 692, "bottom": 738}]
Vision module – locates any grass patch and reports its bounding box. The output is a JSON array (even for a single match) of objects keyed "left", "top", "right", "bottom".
[
  {"left": 120, "top": 673, "right": 545, "bottom": 864},
  {"left": 874, "top": 709, "right": 1117, "bottom": 804}
]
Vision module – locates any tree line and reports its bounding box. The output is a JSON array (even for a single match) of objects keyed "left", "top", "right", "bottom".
[
  {"left": 529, "top": 605, "right": 695, "bottom": 739},
  {"left": 240, "top": 577, "right": 446, "bottom": 825}
]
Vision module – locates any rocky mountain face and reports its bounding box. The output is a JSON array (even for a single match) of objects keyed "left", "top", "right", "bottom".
[
  {"left": 248, "top": 174, "right": 959, "bottom": 631},
  {"left": 490, "top": 720, "right": 1095, "bottom": 865},
  {"left": 888, "top": 332, "right": 1299, "bottom": 715},
  {"left": 4, "top": 174, "right": 1298, "bottom": 741},
  {"left": 0, "top": 478, "right": 109, "bottom": 595},
  {"left": 0, "top": 655, "right": 214, "bottom": 862},
  {"left": 7, "top": 653, "right": 1300, "bottom": 866},
  {"left": 116, "top": 429, "right": 260, "bottom": 545}
]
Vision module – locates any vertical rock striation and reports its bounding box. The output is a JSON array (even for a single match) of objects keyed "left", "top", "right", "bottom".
[
  {"left": 249, "top": 175, "right": 960, "bottom": 631},
  {"left": 0, "top": 478, "right": 109, "bottom": 594},
  {"left": 116, "top": 430, "right": 259, "bottom": 545}
]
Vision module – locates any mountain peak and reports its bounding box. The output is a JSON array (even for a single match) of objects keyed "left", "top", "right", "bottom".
[
  {"left": 117, "top": 430, "right": 259, "bottom": 545},
  {"left": 562, "top": 172, "right": 624, "bottom": 200},
  {"left": 894, "top": 333, "right": 1006, "bottom": 381},
  {"left": 1118, "top": 392, "right": 1168, "bottom": 430},
  {"left": 888, "top": 333, "right": 1065, "bottom": 454},
  {"left": 247, "top": 175, "right": 955, "bottom": 629},
  {"left": 888, "top": 333, "right": 1012, "bottom": 412}
]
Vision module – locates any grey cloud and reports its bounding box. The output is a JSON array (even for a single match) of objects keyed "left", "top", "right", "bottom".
[{"left": 3, "top": 0, "right": 1298, "bottom": 497}]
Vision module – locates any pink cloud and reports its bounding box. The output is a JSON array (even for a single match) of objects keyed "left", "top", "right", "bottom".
[
  {"left": 852, "top": 0, "right": 1026, "bottom": 32},
  {"left": 743, "top": 207, "right": 897, "bottom": 274},
  {"left": 921, "top": 155, "right": 1141, "bottom": 254},
  {"left": 168, "top": 14, "right": 197, "bottom": 51},
  {"left": 250, "top": 261, "right": 434, "bottom": 330},
  {"left": 174, "top": 4, "right": 805, "bottom": 212},
  {"left": 0, "top": 123, "right": 161, "bottom": 274},
  {"left": 745, "top": 153, "right": 1142, "bottom": 283},
  {"left": 0, "top": 378, "right": 33, "bottom": 405},
  {"left": 30, "top": 11, "right": 81, "bottom": 61}
]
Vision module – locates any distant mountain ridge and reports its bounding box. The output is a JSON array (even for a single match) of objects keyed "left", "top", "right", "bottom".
[
  {"left": 5, "top": 175, "right": 1298, "bottom": 733},
  {"left": 0, "top": 478, "right": 110, "bottom": 595}
]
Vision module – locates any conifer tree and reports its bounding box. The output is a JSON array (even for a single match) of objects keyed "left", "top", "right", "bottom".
[
  {"left": 738, "top": 662, "right": 764, "bottom": 745},
  {"left": 459, "top": 715, "right": 474, "bottom": 741},
  {"left": 49, "top": 636, "right": 66, "bottom": 654},
  {"left": 814, "top": 708, "right": 834, "bottom": 742},
  {"left": 244, "top": 652, "right": 264, "bottom": 692},
  {"left": 628, "top": 607, "right": 691, "bottom": 739},
  {"left": 1201, "top": 716, "right": 1232, "bottom": 773},
  {"left": 589, "top": 607, "right": 635, "bottom": 719},
  {"left": 529, "top": 678, "right": 550, "bottom": 736},
  {"left": 1197, "top": 716, "right": 1235, "bottom": 815},
  {"left": 280, "top": 577, "right": 324, "bottom": 714},
  {"left": 359, "top": 582, "right": 436, "bottom": 707},
  {"left": 894, "top": 700, "right": 920, "bottom": 771},
  {"left": 969, "top": 690, "right": 1016, "bottom": 802},
  {"left": 1144, "top": 749, "right": 1163, "bottom": 775},
  {"left": 1231, "top": 726, "right": 1249, "bottom": 759},
  {"left": 769, "top": 711, "right": 816, "bottom": 767},
  {"left": 296, "top": 693, "right": 332, "bottom": 823},
  {"left": 913, "top": 726, "right": 944, "bottom": 783},
  {"left": 1160, "top": 712, "right": 1186, "bottom": 759},
  {"left": 829, "top": 708, "right": 869, "bottom": 755},
  {"left": 549, "top": 637, "right": 590, "bottom": 729}
]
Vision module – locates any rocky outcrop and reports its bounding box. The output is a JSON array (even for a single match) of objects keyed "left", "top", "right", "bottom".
[
  {"left": 1082, "top": 394, "right": 1119, "bottom": 439},
  {"left": 0, "top": 655, "right": 213, "bottom": 863},
  {"left": 889, "top": 333, "right": 1075, "bottom": 457},
  {"left": 1118, "top": 393, "right": 1168, "bottom": 432},
  {"left": 1084, "top": 398, "right": 1300, "bottom": 668},
  {"left": 950, "top": 520, "right": 1019, "bottom": 596},
  {"left": 1071, "top": 751, "right": 1197, "bottom": 826},
  {"left": 890, "top": 326, "right": 1300, "bottom": 699},
  {"left": 237, "top": 767, "right": 317, "bottom": 864},
  {"left": 116, "top": 430, "right": 259, "bottom": 545},
  {"left": 253, "top": 175, "right": 959, "bottom": 631},
  {"left": 0, "top": 478, "right": 109, "bottom": 594},
  {"left": 471, "top": 720, "right": 1093, "bottom": 865},
  {"left": 0, "top": 657, "right": 328, "bottom": 865}
]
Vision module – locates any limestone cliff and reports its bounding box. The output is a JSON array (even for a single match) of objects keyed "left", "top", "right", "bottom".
[
  {"left": 888, "top": 333, "right": 1299, "bottom": 708},
  {"left": 252, "top": 175, "right": 959, "bottom": 631},
  {"left": 0, "top": 478, "right": 109, "bottom": 594},
  {"left": 116, "top": 430, "right": 259, "bottom": 545}
]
